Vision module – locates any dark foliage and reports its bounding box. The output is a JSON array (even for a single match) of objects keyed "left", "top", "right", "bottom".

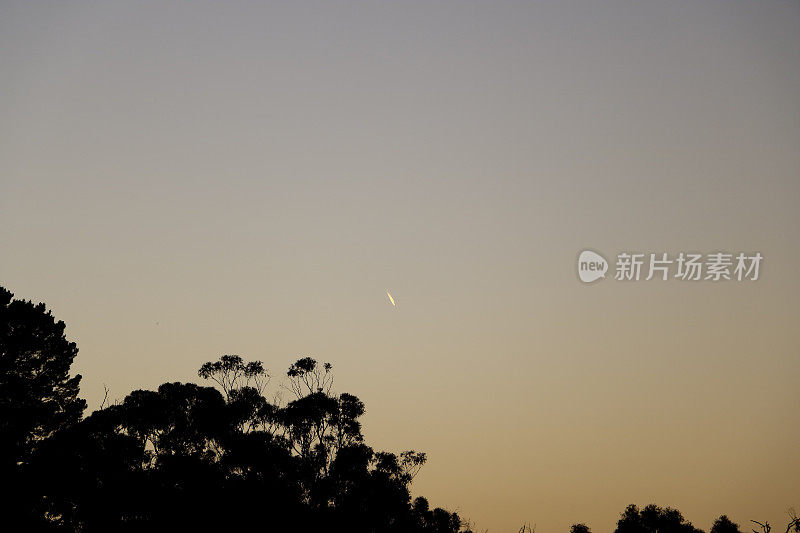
[
  {"left": 572, "top": 523, "right": 592, "bottom": 533},
  {"left": 0, "top": 286, "right": 467, "bottom": 533},
  {"left": 0, "top": 287, "right": 86, "bottom": 466},
  {"left": 615, "top": 504, "right": 704, "bottom": 533},
  {"left": 711, "top": 516, "right": 743, "bottom": 533},
  {"left": 3, "top": 286, "right": 793, "bottom": 533},
  {"left": 0, "top": 287, "right": 86, "bottom": 530}
]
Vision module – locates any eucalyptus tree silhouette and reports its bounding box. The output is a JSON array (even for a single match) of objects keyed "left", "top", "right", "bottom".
[
  {"left": 194, "top": 354, "right": 465, "bottom": 532},
  {"left": 198, "top": 354, "right": 269, "bottom": 398}
]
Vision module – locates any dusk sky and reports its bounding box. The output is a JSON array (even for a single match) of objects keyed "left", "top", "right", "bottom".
[{"left": 1, "top": 2, "right": 799, "bottom": 532}]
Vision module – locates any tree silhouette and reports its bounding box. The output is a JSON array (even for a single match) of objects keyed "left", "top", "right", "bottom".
[
  {"left": 615, "top": 504, "right": 704, "bottom": 533},
  {"left": 751, "top": 511, "right": 800, "bottom": 533},
  {"left": 0, "top": 287, "right": 86, "bottom": 467},
  {"left": 198, "top": 354, "right": 269, "bottom": 398},
  {"left": 6, "top": 285, "right": 798, "bottom": 533},
  {"left": 0, "top": 286, "right": 86, "bottom": 528},
  {"left": 196, "top": 353, "right": 445, "bottom": 531},
  {"left": 712, "top": 516, "right": 743, "bottom": 533},
  {"left": 572, "top": 523, "right": 592, "bottom": 533},
  {"left": 286, "top": 356, "right": 334, "bottom": 398}
]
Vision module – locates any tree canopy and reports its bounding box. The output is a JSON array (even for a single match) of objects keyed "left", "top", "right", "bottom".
[
  {"left": 1, "top": 285, "right": 795, "bottom": 533},
  {"left": 0, "top": 285, "right": 467, "bottom": 532}
]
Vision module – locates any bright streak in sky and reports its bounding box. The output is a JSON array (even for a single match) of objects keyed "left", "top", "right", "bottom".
[{"left": 386, "top": 290, "right": 396, "bottom": 308}]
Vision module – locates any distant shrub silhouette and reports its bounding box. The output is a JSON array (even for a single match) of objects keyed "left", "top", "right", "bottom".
[
  {"left": 571, "top": 523, "right": 591, "bottom": 533},
  {"left": 615, "top": 504, "right": 703, "bottom": 533},
  {"left": 711, "top": 515, "right": 743, "bottom": 533}
]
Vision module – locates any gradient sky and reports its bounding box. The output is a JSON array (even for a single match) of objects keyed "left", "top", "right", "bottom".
[{"left": 1, "top": 2, "right": 799, "bottom": 532}]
